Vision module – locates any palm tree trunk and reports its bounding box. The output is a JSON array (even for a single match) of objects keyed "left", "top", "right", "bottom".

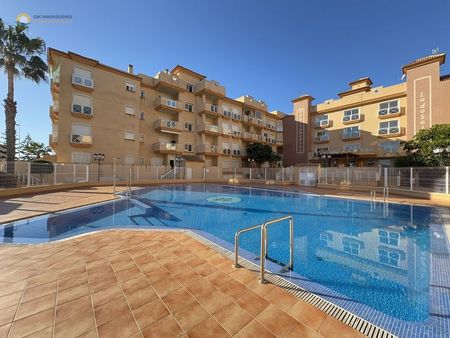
[{"left": 4, "top": 65, "right": 17, "bottom": 173}]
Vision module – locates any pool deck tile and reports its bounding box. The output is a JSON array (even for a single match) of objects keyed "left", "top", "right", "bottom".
[{"left": 0, "top": 230, "right": 367, "bottom": 337}]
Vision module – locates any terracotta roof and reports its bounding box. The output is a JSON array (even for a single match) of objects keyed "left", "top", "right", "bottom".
[
  {"left": 402, "top": 53, "right": 446, "bottom": 74},
  {"left": 170, "top": 65, "right": 206, "bottom": 80}
]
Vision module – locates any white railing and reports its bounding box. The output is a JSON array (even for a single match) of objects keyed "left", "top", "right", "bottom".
[{"left": 1, "top": 160, "right": 449, "bottom": 195}]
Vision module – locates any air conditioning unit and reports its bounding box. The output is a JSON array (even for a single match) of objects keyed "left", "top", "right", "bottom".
[
  {"left": 223, "top": 149, "right": 227, "bottom": 154},
  {"left": 389, "top": 127, "right": 400, "bottom": 134},
  {"left": 320, "top": 120, "right": 328, "bottom": 126},
  {"left": 343, "top": 116, "right": 350, "bottom": 122},
  {"left": 227, "top": 149, "right": 231, "bottom": 155},
  {"left": 171, "top": 121, "right": 176, "bottom": 127},
  {"left": 351, "top": 114, "right": 359, "bottom": 120},
  {"left": 72, "top": 104, "right": 82, "bottom": 113},
  {"left": 389, "top": 107, "right": 399, "bottom": 114},
  {"left": 211, "top": 146, "right": 217, "bottom": 152},
  {"left": 378, "top": 109, "right": 388, "bottom": 116},
  {"left": 379, "top": 129, "right": 388, "bottom": 135},
  {"left": 237, "top": 150, "right": 241, "bottom": 155},
  {"left": 71, "top": 134, "right": 81, "bottom": 143}
]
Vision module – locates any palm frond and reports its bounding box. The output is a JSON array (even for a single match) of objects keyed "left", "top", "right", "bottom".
[{"left": 22, "top": 55, "right": 48, "bottom": 83}]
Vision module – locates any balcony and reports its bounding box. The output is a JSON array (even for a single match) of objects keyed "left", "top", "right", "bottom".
[
  {"left": 49, "top": 133, "right": 58, "bottom": 149},
  {"left": 154, "top": 119, "right": 183, "bottom": 134},
  {"left": 154, "top": 72, "right": 186, "bottom": 92},
  {"left": 342, "top": 114, "right": 363, "bottom": 125},
  {"left": 223, "top": 109, "right": 232, "bottom": 119},
  {"left": 231, "top": 112, "right": 242, "bottom": 121},
  {"left": 152, "top": 142, "right": 183, "bottom": 154},
  {"left": 49, "top": 105, "right": 58, "bottom": 123},
  {"left": 222, "top": 148, "right": 232, "bottom": 156},
  {"left": 198, "top": 102, "right": 222, "bottom": 117},
  {"left": 242, "top": 115, "right": 254, "bottom": 125},
  {"left": 378, "top": 107, "right": 401, "bottom": 119},
  {"left": 241, "top": 132, "right": 254, "bottom": 141},
  {"left": 194, "top": 79, "right": 225, "bottom": 97},
  {"left": 342, "top": 131, "right": 360, "bottom": 140},
  {"left": 70, "top": 134, "right": 92, "bottom": 147},
  {"left": 314, "top": 135, "right": 329, "bottom": 143},
  {"left": 254, "top": 119, "right": 267, "bottom": 128},
  {"left": 378, "top": 127, "right": 403, "bottom": 138},
  {"left": 72, "top": 74, "right": 93, "bottom": 92},
  {"left": 154, "top": 97, "right": 183, "bottom": 113},
  {"left": 232, "top": 130, "right": 242, "bottom": 138},
  {"left": 314, "top": 120, "right": 332, "bottom": 129},
  {"left": 266, "top": 121, "right": 277, "bottom": 131},
  {"left": 197, "top": 123, "right": 222, "bottom": 135},
  {"left": 276, "top": 137, "right": 283, "bottom": 145},
  {"left": 196, "top": 144, "right": 220, "bottom": 156},
  {"left": 71, "top": 103, "right": 93, "bottom": 119},
  {"left": 231, "top": 148, "right": 242, "bottom": 157},
  {"left": 222, "top": 128, "right": 232, "bottom": 137}
]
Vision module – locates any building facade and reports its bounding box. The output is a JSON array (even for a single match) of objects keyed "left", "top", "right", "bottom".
[
  {"left": 283, "top": 53, "right": 450, "bottom": 167},
  {"left": 48, "top": 48, "right": 284, "bottom": 168}
]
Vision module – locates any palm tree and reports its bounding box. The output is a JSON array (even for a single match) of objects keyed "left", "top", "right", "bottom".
[{"left": 0, "top": 18, "right": 47, "bottom": 166}]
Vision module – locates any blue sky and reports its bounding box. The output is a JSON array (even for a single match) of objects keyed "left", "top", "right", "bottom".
[{"left": 1, "top": 0, "right": 449, "bottom": 145}]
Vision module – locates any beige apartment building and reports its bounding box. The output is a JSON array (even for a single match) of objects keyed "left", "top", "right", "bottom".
[
  {"left": 283, "top": 53, "right": 450, "bottom": 167},
  {"left": 48, "top": 48, "right": 284, "bottom": 169}
]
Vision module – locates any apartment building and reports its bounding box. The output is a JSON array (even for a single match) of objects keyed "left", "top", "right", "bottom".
[
  {"left": 283, "top": 53, "right": 450, "bottom": 167},
  {"left": 48, "top": 48, "right": 284, "bottom": 169}
]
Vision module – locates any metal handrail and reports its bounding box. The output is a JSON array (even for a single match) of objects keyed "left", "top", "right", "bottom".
[{"left": 234, "top": 215, "right": 294, "bottom": 284}]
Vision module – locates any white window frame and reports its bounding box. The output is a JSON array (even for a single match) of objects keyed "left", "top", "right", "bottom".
[
  {"left": 125, "top": 105, "right": 135, "bottom": 116},
  {"left": 343, "top": 126, "right": 359, "bottom": 137},
  {"left": 124, "top": 130, "right": 135, "bottom": 140},
  {"left": 71, "top": 152, "right": 91, "bottom": 164},
  {"left": 125, "top": 82, "right": 136, "bottom": 92},
  {"left": 379, "top": 100, "right": 399, "bottom": 116},
  {"left": 185, "top": 103, "right": 194, "bottom": 112},
  {"left": 379, "top": 120, "right": 399, "bottom": 135},
  {"left": 343, "top": 143, "right": 360, "bottom": 152},
  {"left": 184, "top": 122, "right": 193, "bottom": 132},
  {"left": 316, "top": 147, "right": 329, "bottom": 153},
  {"left": 72, "top": 94, "right": 93, "bottom": 116},
  {"left": 184, "top": 143, "right": 193, "bottom": 152},
  {"left": 186, "top": 83, "right": 194, "bottom": 92}
]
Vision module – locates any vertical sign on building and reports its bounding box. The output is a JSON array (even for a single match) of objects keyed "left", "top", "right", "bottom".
[
  {"left": 414, "top": 77, "right": 432, "bottom": 134},
  {"left": 296, "top": 108, "right": 304, "bottom": 153}
]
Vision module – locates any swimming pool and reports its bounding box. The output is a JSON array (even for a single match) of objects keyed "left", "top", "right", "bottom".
[{"left": 1, "top": 184, "right": 449, "bottom": 337}]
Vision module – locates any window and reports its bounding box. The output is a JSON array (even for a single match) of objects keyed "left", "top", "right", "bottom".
[
  {"left": 342, "top": 238, "right": 361, "bottom": 255},
  {"left": 380, "top": 141, "right": 399, "bottom": 153},
  {"left": 71, "top": 152, "right": 91, "bottom": 164},
  {"left": 72, "top": 94, "right": 92, "bottom": 115},
  {"left": 71, "top": 123, "right": 91, "bottom": 138},
  {"left": 315, "top": 114, "right": 329, "bottom": 126},
  {"left": 344, "top": 143, "right": 360, "bottom": 152},
  {"left": 378, "top": 248, "right": 401, "bottom": 267},
  {"left": 186, "top": 83, "right": 194, "bottom": 92},
  {"left": 315, "top": 130, "right": 328, "bottom": 140},
  {"left": 124, "top": 155, "right": 135, "bottom": 165},
  {"left": 125, "top": 105, "right": 135, "bottom": 115},
  {"left": 125, "top": 82, "right": 136, "bottom": 92},
  {"left": 140, "top": 112, "right": 144, "bottom": 120},
  {"left": 73, "top": 67, "right": 93, "bottom": 87},
  {"left": 255, "top": 111, "right": 262, "bottom": 119},
  {"left": 379, "top": 120, "right": 399, "bottom": 135},
  {"left": 379, "top": 100, "right": 399, "bottom": 116},
  {"left": 343, "top": 108, "right": 360, "bottom": 122},
  {"left": 140, "top": 90, "right": 145, "bottom": 98},
  {"left": 184, "top": 122, "right": 193, "bottom": 132},
  {"left": 378, "top": 230, "right": 400, "bottom": 246},
  {"left": 184, "top": 143, "right": 193, "bottom": 152},
  {"left": 185, "top": 103, "right": 194, "bottom": 112},
  {"left": 316, "top": 147, "right": 329, "bottom": 153},
  {"left": 139, "top": 134, "right": 144, "bottom": 143},
  {"left": 343, "top": 126, "right": 359, "bottom": 138},
  {"left": 319, "top": 232, "right": 332, "bottom": 247},
  {"left": 124, "top": 131, "right": 135, "bottom": 140}
]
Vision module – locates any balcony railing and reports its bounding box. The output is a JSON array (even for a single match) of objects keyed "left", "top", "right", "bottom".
[
  {"left": 222, "top": 128, "right": 232, "bottom": 137},
  {"left": 70, "top": 134, "right": 92, "bottom": 145},
  {"left": 72, "top": 74, "right": 93, "bottom": 91},
  {"left": 378, "top": 127, "right": 402, "bottom": 137},
  {"left": 154, "top": 72, "right": 186, "bottom": 91},
  {"left": 194, "top": 79, "right": 226, "bottom": 97},
  {"left": 152, "top": 142, "right": 183, "bottom": 153},
  {"left": 342, "top": 113, "right": 362, "bottom": 124},
  {"left": 154, "top": 97, "right": 183, "bottom": 112},
  {"left": 378, "top": 107, "right": 401, "bottom": 118},
  {"left": 342, "top": 131, "right": 360, "bottom": 140},
  {"left": 314, "top": 135, "right": 329, "bottom": 143},
  {"left": 198, "top": 123, "right": 222, "bottom": 134},
  {"left": 196, "top": 144, "right": 219, "bottom": 155},
  {"left": 314, "top": 119, "right": 331, "bottom": 128},
  {"left": 198, "top": 102, "right": 221, "bottom": 116},
  {"left": 154, "top": 119, "right": 182, "bottom": 133}
]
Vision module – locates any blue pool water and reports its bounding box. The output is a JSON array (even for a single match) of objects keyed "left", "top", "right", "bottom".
[{"left": 1, "top": 184, "right": 449, "bottom": 337}]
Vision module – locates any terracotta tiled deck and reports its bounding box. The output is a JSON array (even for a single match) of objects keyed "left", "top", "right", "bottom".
[{"left": 0, "top": 230, "right": 365, "bottom": 338}]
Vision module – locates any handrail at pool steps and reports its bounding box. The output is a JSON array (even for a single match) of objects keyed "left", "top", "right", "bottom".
[{"left": 234, "top": 215, "right": 294, "bottom": 284}]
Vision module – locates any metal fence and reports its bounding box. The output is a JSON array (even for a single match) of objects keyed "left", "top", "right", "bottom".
[{"left": 1, "top": 160, "right": 449, "bottom": 195}]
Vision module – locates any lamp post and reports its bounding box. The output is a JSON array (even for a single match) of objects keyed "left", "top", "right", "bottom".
[{"left": 93, "top": 153, "right": 105, "bottom": 181}]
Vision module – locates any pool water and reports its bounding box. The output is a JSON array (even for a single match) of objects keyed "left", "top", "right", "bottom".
[{"left": 1, "top": 184, "right": 448, "bottom": 337}]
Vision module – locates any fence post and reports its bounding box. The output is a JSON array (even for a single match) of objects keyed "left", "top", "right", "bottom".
[
  {"left": 156, "top": 166, "right": 159, "bottom": 180},
  {"left": 53, "top": 163, "right": 57, "bottom": 185},
  {"left": 384, "top": 167, "right": 388, "bottom": 188},
  {"left": 234, "top": 168, "right": 237, "bottom": 180},
  {"left": 264, "top": 167, "right": 267, "bottom": 181},
  {"left": 446, "top": 166, "right": 449, "bottom": 194},
  {"left": 249, "top": 168, "right": 252, "bottom": 180},
  {"left": 136, "top": 166, "right": 139, "bottom": 181},
  {"left": 281, "top": 168, "right": 284, "bottom": 181},
  {"left": 86, "top": 165, "right": 89, "bottom": 182},
  {"left": 346, "top": 167, "right": 350, "bottom": 184},
  {"left": 203, "top": 167, "right": 206, "bottom": 180},
  {"left": 73, "top": 164, "right": 76, "bottom": 183},
  {"left": 27, "top": 162, "right": 31, "bottom": 187},
  {"left": 291, "top": 166, "right": 294, "bottom": 182},
  {"left": 410, "top": 167, "right": 413, "bottom": 191}
]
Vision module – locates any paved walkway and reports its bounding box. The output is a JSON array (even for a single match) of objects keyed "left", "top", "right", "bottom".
[
  {"left": 0, "top": 187, "right": 126, "bottom": 224},
  {"left": 0, "top": 230, "right": 364, "bottom": 338}
]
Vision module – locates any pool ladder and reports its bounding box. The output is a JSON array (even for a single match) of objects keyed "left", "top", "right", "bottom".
[{"left": 234, "top": 215, "right": 294, "bottom": 284}]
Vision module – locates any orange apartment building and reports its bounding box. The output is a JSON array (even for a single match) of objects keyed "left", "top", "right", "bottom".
[
  {"left": 48, "top": 48, "right": 284, "bottom": 169},
  {"left": 283, "top": 53, "right": 450, "bottom": 167}
]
